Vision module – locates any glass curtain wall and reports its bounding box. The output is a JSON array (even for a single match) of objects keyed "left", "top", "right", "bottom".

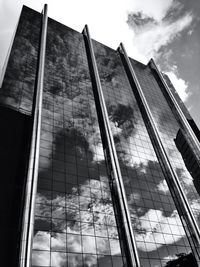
[
  {"left": 93, "top": 41, "right": 192, "bottom": 266},
  {"left": 131, "top": 59, "right": 200, "bottom": 234},
  {"left": 32, "top": 19, "right": 127, "bottom": 267}
]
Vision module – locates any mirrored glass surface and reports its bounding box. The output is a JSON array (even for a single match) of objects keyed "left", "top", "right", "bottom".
[
  {"left": 32, "top": 19, "right": 125, "bottom": 267},
  {"left": 93, "top": 41, "right": 192, "bottom": 266},
  {"left": 0, "top": 7, "right": 41, "bottom": 114}
]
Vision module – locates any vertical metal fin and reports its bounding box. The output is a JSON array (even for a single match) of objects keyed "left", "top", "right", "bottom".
[
  {"left": 19, "top": 4, "right": 48, "bottom": 267},
  {"left": 83, "top": 25, "right": 140, "bottom": 267}
]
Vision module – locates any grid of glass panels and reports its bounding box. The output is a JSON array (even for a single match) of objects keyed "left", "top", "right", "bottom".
[
  {"left": 0, "top": 6, "right": 40, "bottom": 114},
  {"left": 93, "top": 41, "right": 192, "bottom": 266},
  {"left": 32, "top": 19, "right": 126, "bottom": 267},
  {"left": 131, "top": 60, "right": 200, "bottom": 233}
]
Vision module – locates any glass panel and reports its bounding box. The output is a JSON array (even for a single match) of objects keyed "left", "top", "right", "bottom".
[
  {"left": 83, "top": 254, "right": 98, "bottom": 267},
  {"left": 112, "top": 256, "right": 123, "bottom": 267},
  {"left": 82, "top": 235, "right": 97, "bottom": 254},
  {"left": 98, "top": 255, "right": 112, "bottom": 267},
  {"left": 68, "top": 253, "right": 83, "bottom": 267},
  {"left": 51, "top": 233, "right": 66, "bottom": 252},
  {"left": 96, "top": 237, "right": 110, "bottom": 255},
  {"left": 33, "top": 231, "right": 50, "bottom": 251},
  {"left": 51, "top": 252, "right": 67, "bottom": 267},
  {"left": 32, "top": 250, "right": 50, "bottom": 266},
  {"left": 0, "top": 7, "right": 41, "bottom": 113},
  {"left": 67, "top": 234, "right": 82, "bottom": 253}
]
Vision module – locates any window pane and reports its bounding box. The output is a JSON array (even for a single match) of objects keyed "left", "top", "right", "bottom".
[
  {"left": 32, "top": 250, "right": 50, "bottom": 266},
  {"left": 67, "top": 234, "right": 82, "bottom": 253},
  {"left": 82, "top": 235, "right": 96, "bottom": 254},
  {"left": 33, "top": 231, "right": 50, "bottom": 251}
]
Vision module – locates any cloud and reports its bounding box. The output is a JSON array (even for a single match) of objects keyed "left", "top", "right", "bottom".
[
  {"left": 156, "top": 56, "right": 191, "bottom": 103},
  {"left": 125, "top": 1, "right": 193, "bottom": 102},
  {"left": 32, "top": 250, "right": 50, "bottom": 266},
  {"left": 135, "top": 209, "right": 184, "bottom": 251},
  {"left": 157, "top": 179, "right": 169, "bottom": 194},
  {"left": 33, "top": 231, "right": 50, "bottom": 250},
  {"left": 165, "top": 70, "right": 190, "bottom": 102},
  {"left": 127, "top": 11, "right": 193, "bottom": 61},
  {"left": 34, "top": 179, "right": 122, "bottom": 266},
  {"left": 127, "top": 0, "right": 174, "bottom": 22},
  {"left": 51, "top": 252, "right": 66, "bottom": 267}
]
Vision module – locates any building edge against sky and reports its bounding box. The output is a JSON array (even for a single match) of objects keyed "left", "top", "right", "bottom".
[{"left": 1, "top": 4, "right": 200, "bottom": 267}]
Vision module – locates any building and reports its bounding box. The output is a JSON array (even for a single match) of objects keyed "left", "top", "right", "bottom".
[
  {"left": 1, "top": 4, "right": 200, "bottom": 267},
  {"left": 175, "top": 129, "right": 200, "bottom": 197}
]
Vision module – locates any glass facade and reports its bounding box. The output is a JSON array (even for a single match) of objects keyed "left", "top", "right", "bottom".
[
  {"left": 32, "top": 18, "right": 127, "bottom": 267},
  {"left": 93, "top": 42, "right": 193, "bottom": 266},
  {"left": 131, "top": 60, "right": 200, "bottom": 230},
  {"left": 0, "top": 6, "right": 40, "bottom": 114},
  {"left": 1, "top": 5, "right": 200, "bottom": 267}
]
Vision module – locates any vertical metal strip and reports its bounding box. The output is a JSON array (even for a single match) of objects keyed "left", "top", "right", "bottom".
[
  {"left": 19, "top": 4, "right": 48, "bottom": 267},
  {"left": 83, "top": 25, "right": 140, "bottom": 267},
  {"left": 118, "top": 43, "right": 200, "bottom": 253},
  {"left": 149, "top": 58, "right": 200, "bottom": 153}
]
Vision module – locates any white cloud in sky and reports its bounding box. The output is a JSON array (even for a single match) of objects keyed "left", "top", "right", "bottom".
[
  {"left": 128, "top": 0, "right": 174, "bottom": 21},
  {"left": 166, "top": 71, "right": 190, "bottom": 101},
  {"left": 126, "top": 0, "right": 193, "bottom": 102},
  {"left": 131, "top": 13, "right": 193, "bottom": 62}
]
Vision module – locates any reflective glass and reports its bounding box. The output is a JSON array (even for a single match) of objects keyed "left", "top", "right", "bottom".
[
  {"left": 51, "top": 252, "right": 67, "bottom": 267},
  {"left": 82, "top": 235, "right": 97, "bottom": 254},
  {"left": 93, "top": 41, "right": 192, "bottom": 265},
  {"left": 0, "top": 7, "right": 40, "bottom": 113},
  {"left": 32, "top": 19, "right": 126, "bottom": 265}
]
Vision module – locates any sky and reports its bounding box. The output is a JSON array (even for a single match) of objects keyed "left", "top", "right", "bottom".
[{"left": 0, "top": 0, "right": 199, "bottom": 127}]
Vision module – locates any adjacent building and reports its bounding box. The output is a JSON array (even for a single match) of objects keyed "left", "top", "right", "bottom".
[{"left": 1, "top": 4, "right": 200, "bottom": 267}]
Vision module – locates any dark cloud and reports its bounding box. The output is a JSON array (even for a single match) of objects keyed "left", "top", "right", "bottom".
[
  {"left": 162, "top": 1, "right": 184, "bottom": 22},
  {"left": 127, "top": 12, "right": 156, "bottom": 30}
]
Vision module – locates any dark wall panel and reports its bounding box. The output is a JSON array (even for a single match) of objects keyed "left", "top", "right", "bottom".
[{"left": 0, "top": 106, "right": 32, "bottom": 267}]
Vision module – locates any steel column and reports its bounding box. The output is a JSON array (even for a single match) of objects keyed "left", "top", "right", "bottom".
[
  {"left": 19, "top": 4, "right": 48, "bottom": 267},
  {"left": 83, "top": 25, "right": 140, "bottom": 267}
]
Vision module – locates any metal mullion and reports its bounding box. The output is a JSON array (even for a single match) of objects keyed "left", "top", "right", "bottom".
[
  {"left": 118, "top": 42, "right": 200, "bottom": 258},
  {"left": 83, "top": 25, "right": 140, "bottom": 267},
  {"left": 19, "top": 4, "right": 48, "bottom": 267}
]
